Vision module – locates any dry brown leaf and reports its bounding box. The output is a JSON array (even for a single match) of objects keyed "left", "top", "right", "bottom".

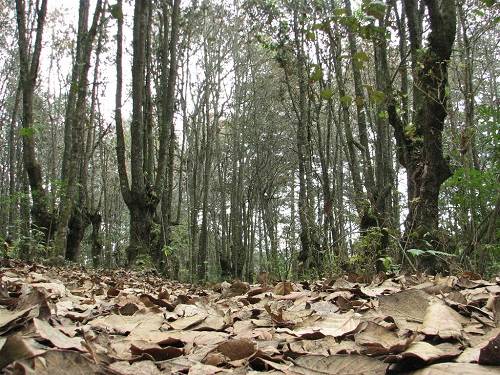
[
  {"left": 89, "top": 310, "right": 163, "bottom": 335},
  {"left": 188, "top": 362, "right": 232, "bottom": 374},
  {"left": 215, "top": 338, "right": 256, "bottom": 361},
  {"left": 465, "top": 331, "right": 500, "bottom": 365},
  {"left": 386, "top": 341, "right": 462, "bottom": 366},
  {"left": 290, "top": 354, "right": 388, "bottom": 375},
  {"left": 2, "top": 261, "right": 499, "bottom": 374},
  {"left": 0, "top": 334, "right": 46, "bottom": 368},
  {"left": 378, "top": 289, "right": 430, "bottom": 331},
  {"left": 294, "top": 310, "right": 361, "bottom": 338},
  {"left": 192, "top": 313, "right": 225, "bottom": 331},
  {"left": 222, "top": 281, "right": 250, "bottom": 297},
  {"left": 287, "top": 336, "right": 337, "bottom": 356},
  {"left": 109, "top": 360, "right": 163, "bottom": 375},
  {"left": 354, "top": 321, "right": 411, "bottom": 355},
  {"left": 420, "top": 302, "right": 464, "bottom": 339},
  {"left": 130, "top": 341, "right": 184, "bottom": 361},
  {"left": 486, "top": 295, "right": 500, "bottom": 327},
  {"left": 9, "top": 349, "right": 103, "bottom": 375},
  {"left": 409, "top": 363, "right": 500, "bottom": 374},
  {"left": 33, "top": 318, "right": 85, "bottom": 351},
  {"left": 0, "top": 306, "right": 35, "bottom": 335},
  {"left": 169, "top": 312, "right": 207, "bottom": 330},
  {"left": 274, "top": 281, "right": 295, "bottom": 296}
]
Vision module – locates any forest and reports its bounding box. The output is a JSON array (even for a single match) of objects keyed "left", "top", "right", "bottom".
[
  {"left": 0, "top": 0, "right": 499, "bottom": 374},
  {"left": 0, "top": 0, "right": 498, "bottom": 281}
]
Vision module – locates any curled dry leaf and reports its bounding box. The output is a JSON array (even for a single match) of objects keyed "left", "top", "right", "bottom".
[
  {"left": 354, "top": 321, "right": 412, "bottom": 355},
  {"left": 386, "top": 341, "right": 463, "bottom": 368},
  {"left": 286, "top": 336, "right": 337, "bottom": 356},
  {"left": 215, "top": 338, "right": 256, "bottom": 361},
  {"left": 130, "top": 341, "right": 184, "bottom": 361},
  {"left": 273, "top": 281, "right": 295, "bottom": 296},
  {"left": 33, "top": 318, "right": 85, "bottom": 351},
  {"left": 0, "top": 306, "right": 36, "bottom": 335},
  {"left": 420, "top": 302, "right": 465, "bottom": 339},
  {"left": 0, "top": 334, "right": 46, "bottom": 368},
  {"left": 458, "top": 330, "right": 500, "bottom": 365}
]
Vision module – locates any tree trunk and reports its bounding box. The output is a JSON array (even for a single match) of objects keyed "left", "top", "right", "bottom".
[
  {"left": 54, "top": 0, "right": 102, "bottom": 258},
  {"left": 15, "top": 0, "right": 53, "bottom": 245},
  {"left": 384, "top": 0, "right": 456, "bottom": 252},
  {"left": 89, "top": 211, "right": 102, "bottom": 267}
]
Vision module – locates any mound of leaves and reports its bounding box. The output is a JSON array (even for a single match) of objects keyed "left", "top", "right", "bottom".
[{"left": 0, "top": 259, "right": 499, "bottom": 374}]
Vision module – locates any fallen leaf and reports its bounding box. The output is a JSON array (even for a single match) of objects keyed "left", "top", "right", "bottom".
[
  {"left": 274, "top": 281, "right": 295, "bottom": 296},
  {"left": 378, "top": 289, "right": 430, "bottom": 331},
  {"left": 9, "top": 349, "right": 103, "bottom": 374},
  {"left": 0, "top": 334, "right": 46, "bottom": 368},
  {"left": 109, "top": 360, "right": 163, "bottom": 375},
  {"left": 354, "top": 321, "right": 411, "bottom": 355},
  {"left": 386, "top": 341, "right": 462, "bottom": 369},
  {"left": 130, "top": 341, "right": 184, "bottom": 360},
  {"left": 409, "top": 362, "right": 500, "bottom": 374},
  {"left": 33, "top": 318, "right": 85, "bottom": 351},
  {"left": 420, "top": 302, "right": 464, "bottom": 339},
  {"left": 295, "top": 311, "right": 361, "bottom": 338},
  {"left": 290, "top": 354, "right": 388, "bottom": 374},
  {"left": 215, "top": 338, "right": 256, "bottom": 361}
]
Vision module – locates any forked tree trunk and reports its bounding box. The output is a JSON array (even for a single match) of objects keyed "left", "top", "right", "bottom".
[{"left": 383, "top": 0, "right": 456, "bottom": 253}]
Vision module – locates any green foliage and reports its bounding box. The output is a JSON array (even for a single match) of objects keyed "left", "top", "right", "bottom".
[
  {"left": 369, "top": 89, "right": 385, "bottom": 104},
  {"left": 19, "top": 127, "right": 35, "bottom": 138},
  {"left": 108, "top": 3, "right": 123, "bottom": 20},
  {"left": 480, "top": 0, "right": 496, "bottom": 7},
  {"left": 404, "top": 123, "right": 417, "bottom": 138},
  {"left": 377, "top": 256, "right": 401, "bottom": 274},
  {"left": 134, "top": 254, "right": 155, "bottom": 270},
  {"left": 340, "top": 95, "right": 352, "bottom": 106},
  {"left": 309, "top": 65, "right": 323, "bottom": 82},
  {"left": 445, "top": 167, "right": 497, "bottom": 208},
  {"left": 305, "top": 30, "right": 315, "bottom": 41},
  {"left": 362, "top": 0, "right": 386, "bottom": 19},
  {"left": 165, "top": 222, "right": 190, "bottom": 281},
  {"left": 352, "top": 51, "right": 369, "bottom": 69},
  {"left": 8, "top": 226, "right": 50, "bottom": 261},
  {"left": 320, "top": 88, "right": 334, "bottom": 100}
]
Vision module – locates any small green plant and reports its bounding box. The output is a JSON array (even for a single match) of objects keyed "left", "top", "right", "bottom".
[{"left": 377, "top": 255, "right": 401, "bottom": 274}]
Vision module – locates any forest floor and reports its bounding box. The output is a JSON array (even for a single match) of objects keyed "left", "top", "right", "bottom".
[{"left": 0, "top": 259, "right": 499, "bottom": 374}]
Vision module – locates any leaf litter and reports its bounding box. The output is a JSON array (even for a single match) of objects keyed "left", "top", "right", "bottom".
[{"left": 0, "top": 259, "right": 499, "bottom": 374}]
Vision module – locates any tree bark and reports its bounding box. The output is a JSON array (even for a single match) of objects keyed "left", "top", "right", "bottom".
[
  {"left": 15, "top": 0, "right": 53, "bottom": 244},
  {"left": 384, "top": 0, "right": 456, "bottom": 251}
]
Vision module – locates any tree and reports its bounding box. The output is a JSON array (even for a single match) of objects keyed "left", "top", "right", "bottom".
[
  {"left": 15, "top": 0, "right": 52, "bottom": 246},
  {"left": 53, "top": 0, "right": 103, "bottom": 260},
  {"left": 114, "top": 0, "right": 181, "bottom": 265},
  {"left": 382, "top": 0, "right": 457, "bottom": 252}
]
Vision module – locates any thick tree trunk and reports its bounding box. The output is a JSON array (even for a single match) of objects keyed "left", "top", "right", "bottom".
[
  {"left": 65, "top": 207, "right": 88, "bottom": 262},
  {"left": 383, "top": 0, "right": 456, "bottom": 253},
  {"left": 54, "top": 0, "right": 102, "bottom": 258},
  {"left": 128, "top": 201, "right": 155, "bottom": 265}
]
